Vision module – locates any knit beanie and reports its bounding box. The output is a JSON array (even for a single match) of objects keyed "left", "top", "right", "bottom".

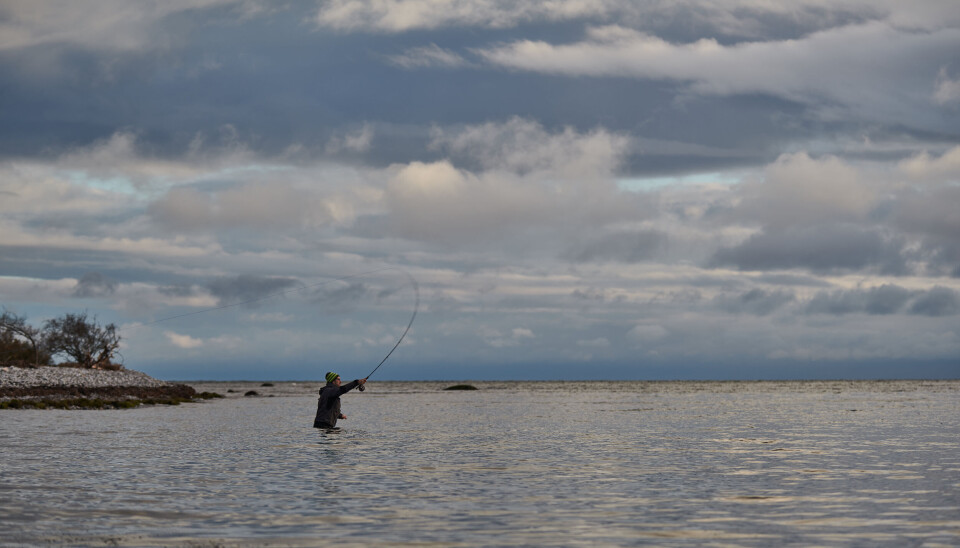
[{"left": 325, "top": 371, "right": 340, "bottom": 383}]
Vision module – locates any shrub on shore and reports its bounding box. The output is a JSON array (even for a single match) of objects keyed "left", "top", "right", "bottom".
[{"left": 1, "top": 310, "right": 121, "bottom": 369}]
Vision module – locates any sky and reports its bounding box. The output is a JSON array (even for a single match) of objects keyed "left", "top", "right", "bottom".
[{"left": 1, "top": 0, "right": 958, "bottom": 381}]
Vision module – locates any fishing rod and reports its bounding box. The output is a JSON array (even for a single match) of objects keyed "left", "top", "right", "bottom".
[{"left": 358, "top": 269, "right": 418, "bottom": 391}]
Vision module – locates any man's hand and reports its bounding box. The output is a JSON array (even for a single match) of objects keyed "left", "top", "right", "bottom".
[
  {"left": 339, "top": 413, "right": 347, "bottom": 420},
  {"left": 358, "top": 378, "right": 367, "bottom": 386}
]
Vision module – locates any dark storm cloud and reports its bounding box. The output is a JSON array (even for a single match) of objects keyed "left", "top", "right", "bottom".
[
  {"left": 709, "top": 224, "right": 908, "bottom": 275},
  {"left": 205, "top": 275, "right": 300, "bottom": 307},
  {"left": 562, "top": 230, "right": 667, "bottom": 263},
  {"left": 909, "top": 287, "right": 960, "bottom": 317},
  {"left": 71, "top": 272, "right": 118, "bottom": 298},
  {"left": 804, "top": 285, "right": 959, "bottom": 316},
  {"left": 713, "top": 288, "right": 794, "bottom": 315}
]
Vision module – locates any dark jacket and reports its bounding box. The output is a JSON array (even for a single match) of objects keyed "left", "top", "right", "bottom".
[{"left": 313, "top": 379, "right": 361, "bottom": 428}]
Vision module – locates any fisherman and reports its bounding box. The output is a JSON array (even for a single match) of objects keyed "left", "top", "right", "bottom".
[{"left": 313, "top": 371, "right": 366, "bottom": 428}]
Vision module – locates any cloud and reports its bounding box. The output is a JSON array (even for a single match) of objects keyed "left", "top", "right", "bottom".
[
  {"left": 512, "top": 327, "right": 534, "bottom": 339},
  {"left": 805, "top": 284, "right": 913, "bottom": 315},
  {"left": 326, "top": 124, "right": 376, "bottom": 154},
  {"left": 387, "top": 44, "right": 469, "bottom": 68},
  {"left": 205, "top": 275, "right": 300, "bottom": 307},
  {"left": 563, "top": 229, "right": 667, "bottom": 263},
  {"left": 72, "top": 272, "right": 118, "bottom": 298},
  {"left": 898, "top": 145, "right": 960, "bottom": 183},
  {"left": 714, "top": 288, "right": 795, "bottom": 315},
  {"left": 736, "top": 152, "right": 875, "bottom": 229},
  {"left": 2, "top": 1, "right": 958, "bottom": 379},
  {"left": 476, "top": 22, "right": 960, "bottom": 122},
  {"left": 165, "top": 331, "right": 204, "bottom": 349},
  {"left": 934, "top": 67, "right": 960, "bottom": 105},
  {"left": 482, "top": 326, "right": 535, "bottom": 348},
  {"left": 627, "top": 324, "right": 668, "bottom": 344},
  {"left": 314, "top": 0, "right": 619, "bottom": 32},
  {"left": 429, "top": 117, "right": 630, "bottom": 177},
  {"left": 312, "top": 1, "right": 960, "bottom": 35},
  {"left": 889, "top": 184, "right": 960, "bottom": 276},
  {"left": 383, "top": 118, "right": 642, "bottom": 247},
  {"left": 710, "top": 224, "right": 907, "bottom": 275},
  {"left": 243, "top": 312, "right": 293, "bottom": 323},
  {"left": 55, "top": 130, "right": 249, "bottom": 187},
  {"left": 382, "top": 159, "right": 636, "bottom": 248},
  {"left": 310, "top": 282, "right": 369, "bottom": 313},
  {"left": 577, "top": 337, "right": 610, "bottom": 348},
  {"left": 805, "top": 285, "right": 960, "bottom": 316},
  {"left": 909, "top": 286, "right": 960, "bottom": 316},
  {"left": 0, "top": 0, "right": 262, "bottom": 52},
  {"left": 148, "top": 181, "right": 337, "bottom": 232}
]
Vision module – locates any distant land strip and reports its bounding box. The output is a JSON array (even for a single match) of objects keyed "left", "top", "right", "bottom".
[{"left": 0, "top": 366, "right": 221, "bottom": 409}]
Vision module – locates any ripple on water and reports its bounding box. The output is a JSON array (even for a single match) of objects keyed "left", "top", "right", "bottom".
[{"left": 1, "top": 380, "right": 958, "bottom": 545}]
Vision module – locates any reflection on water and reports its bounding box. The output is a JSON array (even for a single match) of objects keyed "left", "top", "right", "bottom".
[{"left": 1, "top": 380, "right": 958, "bottom": 546}]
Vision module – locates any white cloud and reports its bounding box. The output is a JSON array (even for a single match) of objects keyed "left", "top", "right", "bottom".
[
  {"left": 165, "top": 331, "right": 204, "bottom": 349},
  {"left": 933, "top": 68, "right": 960, "bottom": 105},
  {"left": 314, "top": 0, "right": 619, "bottom": 32},
  {"left": 476, "top": 22, "right": 960, "bottom": 120},
  {"left": 736, "top": 152, "right": 876, "bottom": 229},
  {"left": 899, "top": 145, "right": 960, "bottom": 183},
  {"left": 148, "top": 182, "right": 338, "bottom": 231},
  {"left": 313, "top": 1, "right": 960, "bottom": 34},
  {"left": 56, "top": 130, "right": 253, "bottom": 188},
  {"left": 326, "top": 124, "right": 376, "bottom": 154},
  {"left": 382, "top": 118, "right": 644, "bottom": 247},
  {"left": 387, "top": 44, "right": 468, "bottom": 68},
  {"left": 0, "top": 162, "right": 136, "bottom": 218},
  {"left": 0, "top": 276, "right": 81, "bottom": 305},
  {"left": 430, "top": 117, "right": 630, "bottom": 178}
]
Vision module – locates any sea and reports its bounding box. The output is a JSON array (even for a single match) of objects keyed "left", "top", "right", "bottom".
[{"left": 1, "top": 380, "right": 958, "bottom": 547}]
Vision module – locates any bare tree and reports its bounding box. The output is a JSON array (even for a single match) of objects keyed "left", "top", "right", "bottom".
[
  {"left": 43, "top": 312, "right": 122, "bottom": 369},
  {"left": 0, "top": 309, "right": 46, "bottom": 367}
]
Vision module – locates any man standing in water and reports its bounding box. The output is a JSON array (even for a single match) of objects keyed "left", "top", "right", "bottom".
[{"left": 314, "top": 371, "right": 366, "bottom": 428}]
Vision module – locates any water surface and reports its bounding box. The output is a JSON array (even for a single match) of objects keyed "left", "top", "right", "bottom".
[{"left": 1, "top": 380, "right": 958, "bottom": 546}]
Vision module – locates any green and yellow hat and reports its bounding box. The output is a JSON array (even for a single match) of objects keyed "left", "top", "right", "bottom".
[{"left": 325, "top": 371, "right": 340, "bottom": 383}]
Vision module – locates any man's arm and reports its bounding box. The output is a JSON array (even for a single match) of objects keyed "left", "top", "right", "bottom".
[{"left": 338, "top": 378, "right": 366, "bottom": 394}]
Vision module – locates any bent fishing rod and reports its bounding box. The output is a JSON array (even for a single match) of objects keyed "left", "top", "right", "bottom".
[{"left": 358, "top": 269, "right": 419, "bottom": 391}]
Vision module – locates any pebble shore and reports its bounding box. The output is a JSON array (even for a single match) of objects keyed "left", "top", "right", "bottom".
[
  {"left": 0, "top": 365, "right": 170, "bottom": 390},
  {"left": 0, "top": 366, "right": 199, "bottom": 405}
]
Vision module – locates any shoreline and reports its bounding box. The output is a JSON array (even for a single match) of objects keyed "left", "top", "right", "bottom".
[{"left": 0, "top": 365, "right": 221, "bottom": 409}]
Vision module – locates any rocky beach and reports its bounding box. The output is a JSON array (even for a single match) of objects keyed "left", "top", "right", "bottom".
[{"left": 0, "top": 366, "right": 211, "bottom": 408}]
